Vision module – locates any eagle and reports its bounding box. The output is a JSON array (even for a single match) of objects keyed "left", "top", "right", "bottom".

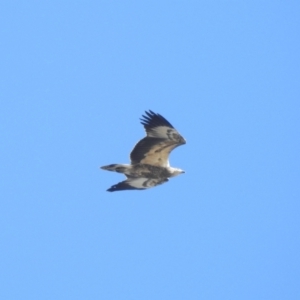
[{"left": 101, "top": 110, "right": 186, "bottom": 192}]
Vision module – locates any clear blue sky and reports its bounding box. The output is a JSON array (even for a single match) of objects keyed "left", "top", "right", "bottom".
[{"left": 1, "top": 1, "right": 299, "bottom": 299}]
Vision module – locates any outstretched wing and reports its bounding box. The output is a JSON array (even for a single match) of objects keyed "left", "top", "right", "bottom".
[
  {"left": 107, "top": 177, "right": 169, "bottom": 192},
  {"left": 130, "top": 110, "right": 186, "bottom": 167}
]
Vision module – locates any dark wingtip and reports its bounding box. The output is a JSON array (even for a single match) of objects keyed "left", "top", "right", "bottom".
[
  {"left": 107, "top": 184, "right": 118, "bottom": 192},
  {"left": 140, "top": 110, "right": 174, "bottom": 129}
]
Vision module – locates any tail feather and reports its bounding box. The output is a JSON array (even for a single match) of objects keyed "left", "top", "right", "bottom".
[{"left": 101, "top": 164, "right": 129, "bottom": 174}]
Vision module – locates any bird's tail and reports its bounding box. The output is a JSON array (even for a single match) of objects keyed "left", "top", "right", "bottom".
[{"left": 100, "top": 164, "right": 130, "bottom": 174}]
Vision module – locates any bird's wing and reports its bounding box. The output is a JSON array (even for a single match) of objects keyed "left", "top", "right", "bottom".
[
  {"left": 130, "top": 110, "right": 186, "bottom": 167},
  {"left": 106, "top": 177, "right": 169, "bottom": 192}
]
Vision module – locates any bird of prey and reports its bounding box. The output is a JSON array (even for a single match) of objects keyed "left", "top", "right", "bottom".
[{"left": 101, "top": 110, "right": 186, "bottom": 192}]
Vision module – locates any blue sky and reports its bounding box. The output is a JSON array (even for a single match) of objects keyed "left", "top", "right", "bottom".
[{"left": 1, "top": 1, "right": 299, "bottom": 299}]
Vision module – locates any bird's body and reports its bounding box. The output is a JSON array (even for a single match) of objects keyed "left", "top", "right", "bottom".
[
  {"left": 102, "top": 163, "right": 183, "bottom": 179},
  {"left": 101, "top": 110, "right": 186, "bottom": 192}
]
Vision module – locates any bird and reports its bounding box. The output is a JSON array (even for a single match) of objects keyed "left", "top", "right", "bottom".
[{"left": 101, "top": 110, "right": 186, "bottom": 192}]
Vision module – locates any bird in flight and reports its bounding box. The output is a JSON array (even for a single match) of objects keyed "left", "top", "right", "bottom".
[{"left": 101, "top": 110, "right": 186, "bottom": 192}]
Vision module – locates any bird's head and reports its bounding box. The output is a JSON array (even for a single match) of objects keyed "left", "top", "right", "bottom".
[{"left": 170, "top": 168, "right": 185, "bottom": 177}]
